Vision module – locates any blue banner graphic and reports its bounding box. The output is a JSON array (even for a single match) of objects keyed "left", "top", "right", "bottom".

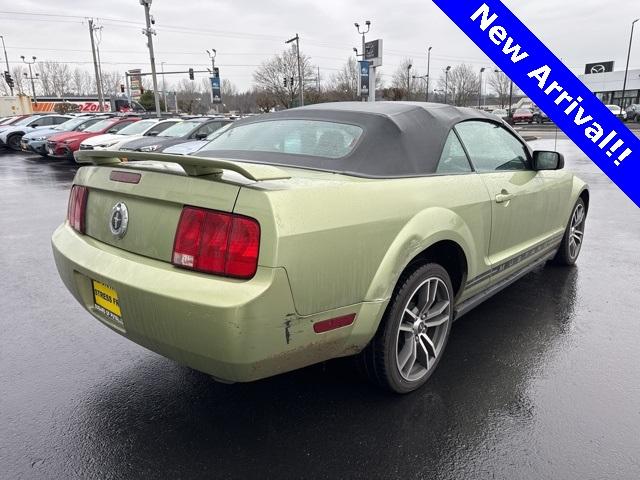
[
  {"left": 432, "top": 0, "right": 640, "bottom": 207},
  {"left": 359, "top": 60, "right": 370, "bottom": 98},
  {"left": 210, "top": 67, "right": 222, "bottom": 104}
]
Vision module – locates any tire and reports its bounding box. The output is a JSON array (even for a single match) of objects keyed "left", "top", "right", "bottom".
[
  {"left": 7, "top": 133, "right": 23, "bottom": 151},
  {"left": 553, "top": 198, "right": 587, "bottom": 266},
  {"left": 359, "top": 263, "right": 454, "bottom": 394}
]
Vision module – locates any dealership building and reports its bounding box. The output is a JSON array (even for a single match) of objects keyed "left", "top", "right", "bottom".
[{"left": 577, "top": 61, "right": 640, "bottom": 108}]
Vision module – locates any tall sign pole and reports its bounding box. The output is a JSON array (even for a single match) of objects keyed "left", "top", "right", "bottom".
[
  {"left": 364, "top": 38, "right": 382, "bottom": 102},
  {"left": 355, "top": 21, "right": 371, "bottom": 101},
  {"left": 88, "top": 19, "right": 104, "bottom": 112},
  {"left": 140, "top": 0, "right": 162, "bottom": 117}
]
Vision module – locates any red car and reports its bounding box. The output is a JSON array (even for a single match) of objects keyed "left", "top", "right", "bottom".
[
  {"left": 46, "top": 116, "right": 140, "bottom": 159},
  {"left": 512, "top": 108, "right": 534, "bottom": 124}
]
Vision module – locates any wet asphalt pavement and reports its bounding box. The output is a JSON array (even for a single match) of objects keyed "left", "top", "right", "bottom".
[{"left": 1, "top": 136, "right": 639, "bottom": 480}]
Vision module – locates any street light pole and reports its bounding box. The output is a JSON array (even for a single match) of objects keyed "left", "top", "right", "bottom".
[
  {"left": 444, "top": 66, "right": 451, "bottom": 104},
  {"left": 161, "top": 62, "right": 167, "bottom": 112},
  {"left": 140, "top": 0, "right": 162, "bottom": 118},
  {"left": 407, "top": 64, "right": 412, "bottom": 100},
  {"left": 426, "top": 46, "right": 432, "bottom": 102},
  {"left": 0, "top": 35, "right": 13, "bottom": 95},
  {"left": 621, "top": 18, "right": 639, "bottom": 112},
  {"left": 206, "top": 49, "right": 218, "bottom": 113},
  {"left": 20, "top": 55, "right": 38, "bottom": 103},
  {"left": 478, "top": 67, "right": 486, "bottom": 108},
  {"left": 286, "top": 34, "right": 303, "bottom": 107},
  {"left": 355, "top": 21, "right": 371, "bottom": 101}
]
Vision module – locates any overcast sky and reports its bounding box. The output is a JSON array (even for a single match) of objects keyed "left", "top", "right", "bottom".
[{"left": 0, "top": 0, "right": 638, "bottom": 91}]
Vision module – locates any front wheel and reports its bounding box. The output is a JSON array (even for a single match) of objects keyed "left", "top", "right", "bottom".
[
  {"left": 7, "top": 134, "right": 22, "bottom": 151},
  {"left": 554, "top": 198, "right": 587, "bottom": 265},
  {"left": 359, "top": 263, "right": 454, "bottom": 394}
]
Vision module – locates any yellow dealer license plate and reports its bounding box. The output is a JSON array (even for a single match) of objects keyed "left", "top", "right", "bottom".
[{"left": 92, "top": 280, "right": 122, "bottom": 323}]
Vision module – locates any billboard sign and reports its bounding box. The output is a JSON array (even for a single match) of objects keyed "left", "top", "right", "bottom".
[
  {"left": 210, "top": 67, "right": 222, "bottom": 104},
  {"left": 584, "top": 61, "right": 614, "bottom": 75},
  {"left": 128, "top": 69, "right": 142, "bottom": 99},
  {"left": 364, "top": 39, "right": 383, "bottom": 67}
]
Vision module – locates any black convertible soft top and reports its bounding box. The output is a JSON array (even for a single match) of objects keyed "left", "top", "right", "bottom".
[{"left": 199, "top": 102, "right": 501, "bottom": 178}]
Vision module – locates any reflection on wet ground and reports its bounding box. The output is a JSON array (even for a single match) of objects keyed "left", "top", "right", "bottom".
[{"left": 1, "top": 145, "right": 639, "bottom": 480}]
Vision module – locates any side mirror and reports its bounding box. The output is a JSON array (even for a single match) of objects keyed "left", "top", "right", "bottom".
[
  {"left": 107, "top": 128, "right": 119, "bottom": 134},
  {"left": 533, "top": 150, "right": 564, "bottom": 170},
  {"left": 194, "top": 132, "right": 208, "bottom": 140}
]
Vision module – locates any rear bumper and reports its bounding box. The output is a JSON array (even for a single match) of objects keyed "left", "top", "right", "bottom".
[{"left": 51, "top": 224, "right": 378, "bottom": 382}]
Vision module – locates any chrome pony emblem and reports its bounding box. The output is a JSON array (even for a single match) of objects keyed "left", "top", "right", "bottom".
[{"left": 110, "top": 202, "right": 129, "bottom": 239}]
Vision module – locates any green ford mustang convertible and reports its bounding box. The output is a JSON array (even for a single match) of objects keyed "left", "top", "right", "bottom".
[{"left": 52, "top": 102, "right": 589, "bottom": 393}]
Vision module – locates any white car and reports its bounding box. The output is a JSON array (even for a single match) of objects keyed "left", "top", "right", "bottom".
[
  {"left": 79, "top": 118, "right": 182, "bottom": 151},
  {"left": 162, "top": 122, "right": 234, "bottom": 155},
  {"left": 0, "top": 114, "right": 71, "bottom": 151},
  {"left": 605, "top": 104, "right": 627, "bottom": 121},
  {"left": 491, "top": 108, "right": 509, "bottom": 120}
]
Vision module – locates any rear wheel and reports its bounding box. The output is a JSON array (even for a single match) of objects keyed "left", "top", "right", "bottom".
[
  {"left": 554, "top": 198, "right": 587, "bottom": 266},
  {"left": 360, "top": 263, "right": 454, "bottom": 393},
  {"left": 7, "top": 133, "right": 22, "bottom": 151}
]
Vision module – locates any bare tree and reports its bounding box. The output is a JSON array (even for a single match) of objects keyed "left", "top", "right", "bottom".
[
  {"left": 437, "top": 64, "right": 479, "bottom": 106},
  {"left": 327, "top": 57, "right": 359, "bottom": 101},
  {"left": 488, "top": 71, "right": 511, "bottom": 108},
  {"left": 256, "top": 91, "right": 277, "bottom": 112},
  {"left": 253, "top": 48, "right": 315, "bottom": 108},
  {"left": 101, "top": 71, "right": 122, "bottom": 97},
  {"left": 391, "top": 58, "right": 416, "bottom": 100}
]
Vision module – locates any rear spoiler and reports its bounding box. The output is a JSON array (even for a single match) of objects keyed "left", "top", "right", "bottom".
[{"left": 74, "top": 150, "right": 291, "bottom": 182}]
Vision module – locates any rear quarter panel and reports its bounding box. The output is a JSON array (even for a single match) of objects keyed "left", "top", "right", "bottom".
[{"left": 235, "top": 172, "right": 492, "bottom": 316}]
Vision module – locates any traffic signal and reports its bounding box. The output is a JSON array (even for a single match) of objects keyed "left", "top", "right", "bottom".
[
  {"left": 188, "top": 68, "right": 194, "bottom": 80},
  {"left": 120, "top": 84, "right": 125, "bottom": 93},
  {"left": 3, "top": 71, "right": 14, "bottom": 89},
  {"left": 283, "top": 76, "right": 287, "bottom": 87},
  {"left": 290, "top": 76, "right": 294, "bottom": 86}
]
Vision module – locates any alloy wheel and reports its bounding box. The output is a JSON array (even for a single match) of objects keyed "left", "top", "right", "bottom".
[
  {"left": 569, "top": 203, "right": 586, "bottom": 260},
  {"left": 395, "top": 277, "right": 451, "bottom": 382}
]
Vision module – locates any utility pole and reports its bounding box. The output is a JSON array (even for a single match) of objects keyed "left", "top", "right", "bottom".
[
  {"left": 355, "top": 21, "right": 371, "bottom": 101},
  {"left": 478, "top": 67, "right": 486, "bottom": 108},
  {"left": 88, "top": 19, "right": 105, "bottom": 112},
  {"left": 285, "top": 34, "right": 303, "bottom": 107},
  {"left": 426, "top": 46, "right": 432, "bottom": 102},
  {"left": 140, "top": 0, "right": 162, "bottom": 117},
  {"left": 0, "top": 35, "right": 13, "bottom": 95},
  {"left": 621, "top": 19, "right": 639, "bottom": 111},
  {"left": 407, "top": 64, "right": 412, "bottom": 100},
  {"left": 317, "top": 66, "right": 320, "bottom": 94},
  {"left": 20, "top": 55, "right": 38, "bottom": 103}
]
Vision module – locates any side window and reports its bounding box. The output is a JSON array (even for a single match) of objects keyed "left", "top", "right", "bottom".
[
  {"left": 455, "top": 121, "right": 531, "bottom": 172},
  {"left": 52, "top": 116, "right": 68, "bottom": 125},
  {"left": 146, "top": 121, "right": 177, "bottom": 136},
  {"left": 108, "top": 121, "right": 132, "bottom": 133},
  {"left": 193, "top": 122, "right": 218, "bottom": 138},
  {"left": 436, "top": 131, "right": 473, "bottom": 174}
]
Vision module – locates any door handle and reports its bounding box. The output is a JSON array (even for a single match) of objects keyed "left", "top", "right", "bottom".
[{"left": 495, "top": 191, "right": 514, "bottom": 204}]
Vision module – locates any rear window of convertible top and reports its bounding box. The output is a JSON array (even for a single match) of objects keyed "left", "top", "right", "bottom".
[{"left": 198, "top": 119, "right": 363, "bottom": 160}]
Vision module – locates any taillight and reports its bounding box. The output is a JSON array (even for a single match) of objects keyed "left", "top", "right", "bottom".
[
  {"left": 172, "top": 207, "right": 260, "bottom": 279},
  {"left": 67, "top": 185, "right": 88, "bottom": 233}
]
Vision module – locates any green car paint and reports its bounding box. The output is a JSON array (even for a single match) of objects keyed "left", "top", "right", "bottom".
[{"left": 52, "top": 118, "right": 588, "bottom": 384}]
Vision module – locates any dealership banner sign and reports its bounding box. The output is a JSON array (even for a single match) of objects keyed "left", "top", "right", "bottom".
[
  {"left": 432, "top": 0, "right": 640, "bottom": 207},
  {"left": 359, "top": 61, "right": 370, "bottom": 98},
  {"left": 210, "top": 67, "right": 222, "bottom": 105}
]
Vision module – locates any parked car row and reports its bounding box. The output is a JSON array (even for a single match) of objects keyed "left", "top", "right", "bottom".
[{"left": 2, "top": 112, "right": 235, "bottom": 159}]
